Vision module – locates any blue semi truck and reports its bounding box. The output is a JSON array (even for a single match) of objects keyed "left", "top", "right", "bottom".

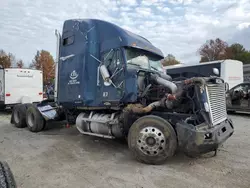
[{"left": 10, "top": 19, "right": 234, "bottom": 164}]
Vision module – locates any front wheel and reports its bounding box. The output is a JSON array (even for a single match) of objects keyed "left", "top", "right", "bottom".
[{"left": 128, "top": 115, "right": 177, "bottom": 165}]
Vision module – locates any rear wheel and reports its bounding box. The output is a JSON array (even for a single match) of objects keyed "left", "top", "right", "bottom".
[
  {"left": 128, "top": 115, "right": 177, "bottom": 165},
  {"left": 26, "top": 105, "right": 45, "bottom": 132},
  {"left": 0, "top": 161, "right": 16, "bottom": 188},
  {"left": 12, "top": 105, "right": 27, "bottom": 128}
]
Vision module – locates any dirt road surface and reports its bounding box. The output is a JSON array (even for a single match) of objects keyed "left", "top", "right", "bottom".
[{"left": 0, "top": 111, "right": 249, "bottom": 188}]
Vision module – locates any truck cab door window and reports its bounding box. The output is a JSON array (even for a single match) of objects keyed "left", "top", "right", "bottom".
[
  {"left": 100, "top": 49, "right": 125, "bottom": 101},
  {"left": 231, "top": 84, "right": 249, "bottom": 108},
  {"left": 104, "top": 50, "right": 115, "bottom": 71},
  {"left": 241, "top": 84, "right": 250, "bottom": 108},
  {"left": 103, "top": 49, "right": 124, "bottom": 86}
]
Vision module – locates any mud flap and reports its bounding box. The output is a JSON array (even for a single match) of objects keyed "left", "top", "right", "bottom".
[{"left": 37, "top": 105, "right": 57, "bottom": 121}]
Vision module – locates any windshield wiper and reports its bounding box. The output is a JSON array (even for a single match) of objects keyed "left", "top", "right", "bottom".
[
  {"left": 150, "top": 66, "right": 159, "bottom": 71},
  {"left": 127, "top": 63, "right": 141, "bottom": 67},
  {"left": 128, "top": 63, "right": 158, "bottom": 72}
]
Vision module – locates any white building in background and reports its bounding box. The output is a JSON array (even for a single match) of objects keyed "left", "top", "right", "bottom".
[{"left": 164, "top": 59, "right": 243, "bottom": 89}]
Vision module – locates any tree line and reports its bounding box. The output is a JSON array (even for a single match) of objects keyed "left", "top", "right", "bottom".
[
  {"left": 0, "top": 49, "right": 55, "bottom": 85},
  {"left": 198, "top": 38, "right": 250, "bottom": 64},
  {"left": 161, "top": 38, "right": 250, "bottom": 66}
]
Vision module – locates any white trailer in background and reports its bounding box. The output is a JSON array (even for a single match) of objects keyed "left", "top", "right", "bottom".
[
  {"left": 165, "top": 59, "right": 243, "bottom": 89},
  {"left": 0, "top": 68, "right": 43, "bottom": 109}
]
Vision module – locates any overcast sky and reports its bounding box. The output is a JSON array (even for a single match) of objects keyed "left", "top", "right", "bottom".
[{"left": 1, "top": 0, "right": 250, "bottom": 65}]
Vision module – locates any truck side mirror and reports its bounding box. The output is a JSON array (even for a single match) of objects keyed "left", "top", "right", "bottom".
[
  {"left": 99, "top": 64, "right": 112, "bottom": 86},
  {"left": 213, "top": 68, "right": 219, "bottom": 76}
]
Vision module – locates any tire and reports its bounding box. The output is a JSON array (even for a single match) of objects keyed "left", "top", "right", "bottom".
[
  {"left": 26, "top": 105, "right": 45, "bottom": 132},
  {"left": 12, "top": 105, "right": 27, "bottom": 128},
  {"left": 11, "top": 104, "right": 33, "bottom": 128},
  {"left": 0, "top": 161, "right": 16, "bottom": 188},
  {"left": 128, "top": 115, "right": 177, "bottom": 165}
]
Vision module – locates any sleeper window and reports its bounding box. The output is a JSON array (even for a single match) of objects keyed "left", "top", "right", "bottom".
[{"left": 63, "top": 35, "right": 74, "bottom": 46}]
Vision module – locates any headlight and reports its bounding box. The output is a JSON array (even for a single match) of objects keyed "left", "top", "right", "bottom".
[{"left": 204, "top": 102, "right": 209, "bottom": 112}]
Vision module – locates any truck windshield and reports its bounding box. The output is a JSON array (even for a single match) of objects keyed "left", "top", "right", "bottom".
[{"left": 125, "top": 47, "right": 164, "bottom": 72}]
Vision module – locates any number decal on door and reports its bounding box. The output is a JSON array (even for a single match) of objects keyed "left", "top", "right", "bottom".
[{"left": 103, "top": 92, "right": 108, "bottom": 97}]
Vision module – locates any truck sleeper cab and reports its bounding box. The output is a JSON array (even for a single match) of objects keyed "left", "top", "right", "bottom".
[{"left": 10, "top": 19, "right": 234, "bottom": 164}]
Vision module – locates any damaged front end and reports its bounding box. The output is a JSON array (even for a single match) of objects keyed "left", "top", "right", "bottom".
[
  {"left": 174, "top": 77, "right": 234, "bottom": 156},
  {"left": 127, "top": 72, "right": 234, "bottom": 157},
  {"left": 176, "top": 118, "right": 234, "bottom": 157}
]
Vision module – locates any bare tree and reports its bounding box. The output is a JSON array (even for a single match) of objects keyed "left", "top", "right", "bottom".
[{"left": 198, "top": 38, "right": 228, "bottom": 63}]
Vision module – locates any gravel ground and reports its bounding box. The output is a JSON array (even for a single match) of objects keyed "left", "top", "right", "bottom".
[{"left": 0, "top": 110, "right": 249, "bottom": 188}]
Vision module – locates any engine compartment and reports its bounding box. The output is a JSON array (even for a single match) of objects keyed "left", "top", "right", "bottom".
[{"left": 136, "top": 69, "right": 205, "bottom": 115}]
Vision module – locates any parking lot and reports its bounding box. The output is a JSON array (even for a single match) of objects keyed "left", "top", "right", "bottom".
[{"left": 0, "top": 111, "right": 249, "bottom": 188}]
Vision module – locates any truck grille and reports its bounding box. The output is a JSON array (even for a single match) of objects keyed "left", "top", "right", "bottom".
[{"left": 206, "top": 83, "right": 227, "bottom": 126}]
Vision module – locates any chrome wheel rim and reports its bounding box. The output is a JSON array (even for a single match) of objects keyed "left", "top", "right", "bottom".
[{"left": 137, "top": 127, "right": 166, "bottom": 156}]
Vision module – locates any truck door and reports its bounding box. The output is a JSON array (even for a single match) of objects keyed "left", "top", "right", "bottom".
[
  {"left": 99, "top": 48, "right": 125, "bottom": 105},
  {"left": 241, "top": 84, "right": 250, "bottom": 110}
]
